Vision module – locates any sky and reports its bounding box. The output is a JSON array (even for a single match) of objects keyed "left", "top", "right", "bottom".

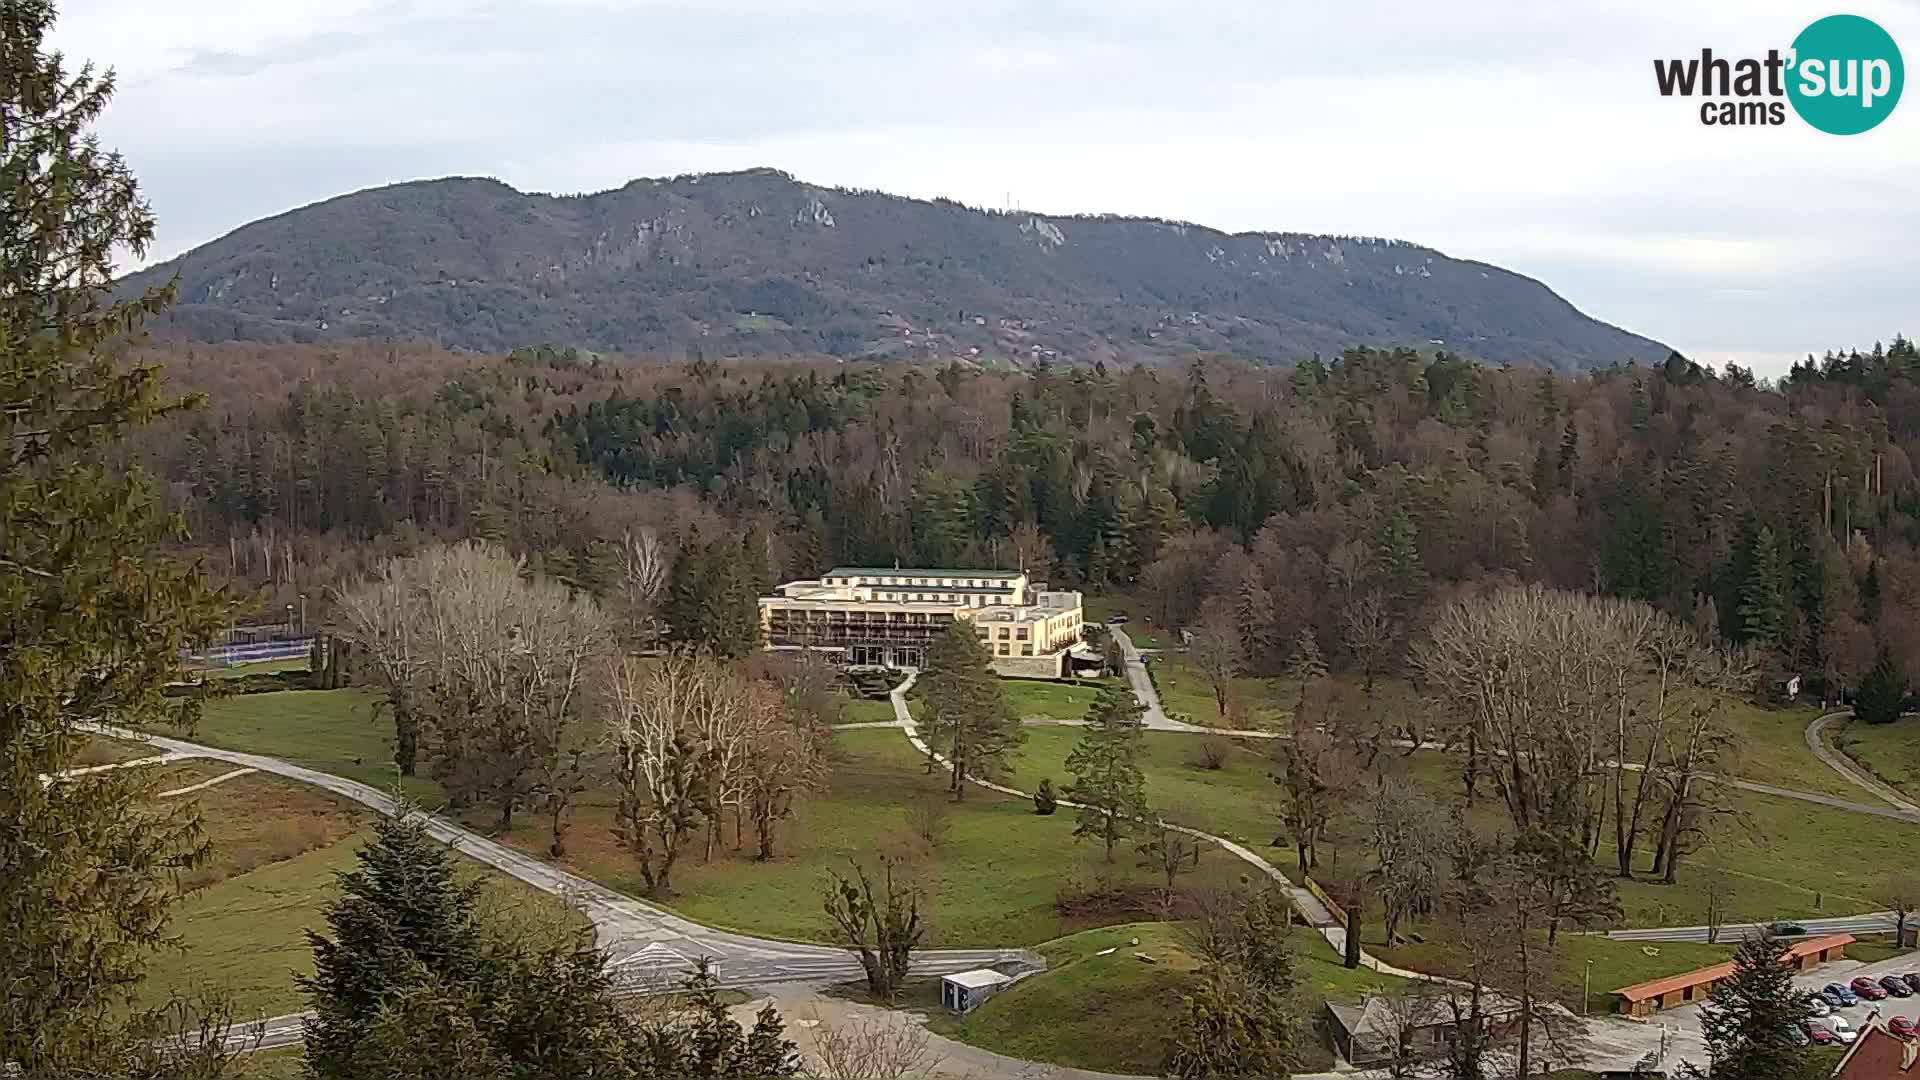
[{"left": 54, "top": 0, "right": 1920, "bottom": 377}]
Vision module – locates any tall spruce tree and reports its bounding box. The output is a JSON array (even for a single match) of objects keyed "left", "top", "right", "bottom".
[
  {"left": 1680, "top": 934, "right": 1821, "bottom": 1080},
  {"left": 1738, "top": 527, "right": 1790, "bottom": 651},
  {"left": 0, "top": 1, "right": 231, "bottom": 1072},
  {"left": 1065, "top": 683, "right": 1150, "bottom": 861},
  {"left": 302, "top": 807, "right": 486, "bottom": 1077},
  {"left": 1857, "top": 645, "right": 1908, "bottom": 725},
  {"left": 920, "top": 619, "right": 1023, "bottom": 799}
]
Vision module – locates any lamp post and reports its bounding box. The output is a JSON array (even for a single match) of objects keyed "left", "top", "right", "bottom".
[
  {"left": 299, "top": 593, "right": 307, "bottom": 636},
  {"left": 1583, "top": 959, "right": 1594, "bottom": 1017},
  {"left": 286, "top": 603, "right": 295, "bottom": 639}
]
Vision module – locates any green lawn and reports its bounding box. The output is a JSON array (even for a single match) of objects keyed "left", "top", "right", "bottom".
[
  {"left": 483, "top": 728, "right": 1247, "bottom": 947},
  {"left": 238, "top": 1048, "right": 303, "bottom": 1079},
  {"left": 925, "top": 920, "right": 1401, "bottom": 1076},
  {"left": 834, "top": 696, "right": 897, "bottom": 724},
  {"left": 1379, "top": 932, "right": 1733, "bottom": 1016},
  {"left": 1721, "top": 701, "right": 1856, "bottom": 799},
  {"left": 1006, "top": 725, "right": 1278, "bottom": 846},
  {"left": 144, "top": 826, "right": 588, "bottom": 1018},
  {"left": 999, "top": 677, "right": 1122, "bottom": 722},
  {"left": 1147, "top": 654, "right": 1294, "bottom": 730},
  {"left": 188, "top": 689, "right": 443, "bottom": 804},
  {"left": 1832, "top": 716, "right": 1920, "bottom": 799},
  {"left": 1082, "top": 594, "right": 1164, "bottom": 649}
]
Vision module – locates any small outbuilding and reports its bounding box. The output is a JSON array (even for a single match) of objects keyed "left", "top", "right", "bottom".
[
  {"left": 1609, "top": 933, "right": 1853, "bottom": 1018},
  {"left": 941, "top": 968, "right": 1014, "bottom": 1012},
  {"left": 1325, "top": 991, "right": 1523, "bottom": 1067}
]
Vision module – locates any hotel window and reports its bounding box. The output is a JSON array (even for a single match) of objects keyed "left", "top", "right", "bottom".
[{"left": 1016, "top": 628, "right": 1028, "bottom": 639}]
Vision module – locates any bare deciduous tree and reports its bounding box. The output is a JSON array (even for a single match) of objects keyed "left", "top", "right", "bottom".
[
  {"left": 606, "top": 653, "right": 720, "bottom": 896},
  {"left": 822, "top": 855, "right": 925, "bottom": 1003},
  {"left": 1189, "top": 597, "right": 1244, "bottom": 721},
  {"left": 804, "top": 1013, "right": 940, "bottom": 1080},
  {"left": 1889, "top": 872, "right": 1920, "bottom": 945},
  {"left": 342, "top": 543, "right": 605, "bottom": 842},
  {"left": 1364, "top": 780, "right": 1446, "bottom": 946}
]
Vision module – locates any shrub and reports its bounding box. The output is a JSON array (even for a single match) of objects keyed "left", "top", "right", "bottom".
[
  {"left": 1034, "top": 778, "right": 1058, "bottom": 815},
  {"left": 907, "top": 795, "right": 951, "bottom": 848},
  {"left": 1189, "top": 738, "right": 1230, "bottom": 771}
]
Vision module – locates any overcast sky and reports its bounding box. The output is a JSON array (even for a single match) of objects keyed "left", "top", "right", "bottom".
[{"left": 55, "top": 0, "right": 1920, "bottom": 376}]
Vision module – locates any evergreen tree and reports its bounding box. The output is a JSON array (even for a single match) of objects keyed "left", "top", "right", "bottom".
[
  {"left": 665, "top": 540, "right": 763, "bottom": 657},
  {"left": 1065, "top": 683, "right": 1150, "bottom": 861},
  {"left": 1679, "top": 934, "right": 1821, "bottom": 1080},
  {"left": 1, "top": 3, "right": 231, "bottom": 1072},
  {"left": 1737, "top": 527, "right": 1790, "bottom": 651},
  {"left": 920, "top": 620, "right": 1023, "bottom": 799},
  {"left": 303, "top": 806, "right": 485, "bottom": 1077},
  {"left": 1857, "top": 646, "right": 1908, "bottom": 725}
]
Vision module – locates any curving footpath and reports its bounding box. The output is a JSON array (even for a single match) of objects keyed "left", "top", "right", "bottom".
[
  {"left": 1807, "top": 709, "right": 1920, "bottom": 814},
  {"left": 92, "top": 724, "right": 1037, "bottom": 1051},
  {"left": 98, "top": 683, "right": 1913, "bottom": 1073},
  {"left": 885, "top": 675, "right": 1433, "bottom": 985}
]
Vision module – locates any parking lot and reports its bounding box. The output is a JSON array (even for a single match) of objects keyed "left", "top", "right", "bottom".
[
  {"left": 1791, "top": 950, "right": 1920, "bottom": 1039},
  {"left": 1579, "top": 948, "right": 1918, "bottom": 1073}
]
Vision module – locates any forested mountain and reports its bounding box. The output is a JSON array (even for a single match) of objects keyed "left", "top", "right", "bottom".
[
  {"left": 133, "top": 338, "right": 1920, "bottom": 700},
  {"left": 122, "top": 168, "right": 1665, "bottom": 370}
]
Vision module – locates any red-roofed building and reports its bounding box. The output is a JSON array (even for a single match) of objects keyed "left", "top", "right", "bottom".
[
  {"left": 1833, "top": 1021, "right": 1920, "bottom": 1078},
  {"left": 1608, "top": 934, "right": 1854, "bottom": 1018}
]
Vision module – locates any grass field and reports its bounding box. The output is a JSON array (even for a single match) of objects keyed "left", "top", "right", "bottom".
[
  {"left": 1378, "top": 931, "right": 1734, "bottom": 1016},
  {"left": 834, "top": 696, "right": 897, "bottom": 724},
  {"left": 924, "top": 920, "right": 1403, "bottom": 1075},
  {"left": 1832, "top": 716, "right": 1920, "bottom": 799},
  {"left": 189, "top": 689, "right": 443, "bottom": 804},
  {"left": 999, "top": 676, "right": 1122, "bottom": 722},
  {"left": 73, "top": 734, "right": 163, "bottom": 766},
  {"left": 1147, "top": 654, "right": 1297, "bottom": 730},
  {"left": 169, "top": 687, "right": 1912, "bottom": 945},
  {"left": 143, "top": 822, "right": 588, "bottom": 1017},
  {"left": 1005, "top": 725, "right": 1278, "bottom": 846},
  {"left": 1082, "top": 594, "right": 1165, "bottom": 649},
  {"left": 480, "top": 727, "right": 1249, "bottom": 947}
]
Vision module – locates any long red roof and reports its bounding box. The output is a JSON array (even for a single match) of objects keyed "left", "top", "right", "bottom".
[{"left": 1610, "top": 934, "right": 1855, "bottom": 1003}]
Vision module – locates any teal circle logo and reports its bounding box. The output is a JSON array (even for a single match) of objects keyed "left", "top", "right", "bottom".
[{"left": 1788, "top": 14, "right": 1903, "bottom": 134}]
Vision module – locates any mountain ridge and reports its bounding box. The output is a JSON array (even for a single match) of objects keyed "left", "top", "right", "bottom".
[{"left": 123, "top": 166, "right": 1669, "bottom": 370}]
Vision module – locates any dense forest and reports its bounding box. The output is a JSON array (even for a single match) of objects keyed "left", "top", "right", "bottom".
[{"left": 127, "top": 338, "right": 1920, "bottom": 696}]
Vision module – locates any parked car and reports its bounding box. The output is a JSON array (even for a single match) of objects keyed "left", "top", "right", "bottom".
[
  {"left": 1804, "top": 993, "right": 1832, "bottom": 1017},
  {"left": 1105, "top": 615, "right": 1129, "bottom": 624},
  {"left": 1903, "top": 973, "right": 1920, "bottom": 993},
  {"left": 1853, "top": 976, "right": 1890, "bottom": 1001},
  {"left": 1786, "top": 1023, "right": 1812, "bottom": 1047},
  {"left": 1774, "top": 921, "right": 1810, "bottom": 936},
  {"left": 1891, "top": 1016, "right": 1917, "bottom": 1040},
  {"left": 1826, "top": 982, "right": 1861, "bottom": 1006},
  {"left": 1813, "top": 1015, "right": 1860, "bottom": 1044},
  {"left": 1805, "top": 1022, "right": 1839, "bottom": 1045},
  {"left": 1882, "top": 975, "right": 1914, "bottom": 997}
]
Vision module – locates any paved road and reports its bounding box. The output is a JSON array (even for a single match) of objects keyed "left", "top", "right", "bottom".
[
  {"left": 1110, "top": 627, "right": 1276, "bottom": 737},
  {"left": 96, "top": 725, "right": 1038, "bottom": 1047},
  {"left": 1608, "top": 912, "right": 1902, "bottom": 944},
  {"left": 1808, "top": 709, "right": 1920, "bottom": 814}
]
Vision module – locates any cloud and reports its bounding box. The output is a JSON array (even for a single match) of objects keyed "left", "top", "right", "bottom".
[{"left": 49, "top": 0, "right": 1920, "bottom": 374}]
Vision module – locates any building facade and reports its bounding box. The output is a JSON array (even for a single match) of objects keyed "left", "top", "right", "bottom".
[{"left": 759, "top": 567, "right": 1084, "bottom": 678}]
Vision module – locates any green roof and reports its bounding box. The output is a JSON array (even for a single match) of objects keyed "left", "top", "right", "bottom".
[{"left": 825, "top": 567, "right": 1023, "bottom": 579}]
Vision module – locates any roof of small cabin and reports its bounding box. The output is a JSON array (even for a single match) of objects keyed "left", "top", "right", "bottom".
[
  {"left": 942, "top": 968, "right": 1015, "bottom": 989},
  {"left": 825, "top": 568, "right": 1025, "bottom": 579},
  {"left": 1611, "top": 934, "right": 1855, "bottom": 1003}
]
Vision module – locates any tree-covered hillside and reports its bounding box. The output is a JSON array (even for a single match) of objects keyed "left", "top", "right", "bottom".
[
  {"left": 119, "top": 168, "right": 1666, "bottom": 370},
  {"left": 133, "top": 338, "right": 1920, "bottom": 699}
]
